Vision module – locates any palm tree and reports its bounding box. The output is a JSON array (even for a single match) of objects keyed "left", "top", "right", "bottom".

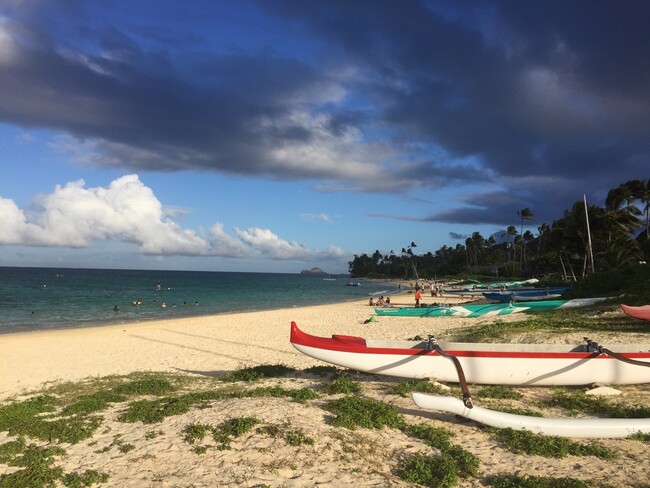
[
  {"left": 522, "top": 230, "right": 534, "bottom": 268},
  {"left": 517, "top": 208, "right": 534, "bottom": 269},
  {"left": 506, "top": 225, "right": 517, "bottom": 274},
  {"left": 402, "top": 242, "right": 419, "bottom": 280},
  {"left": 626, "top": 178, "right": 650, "bottom": 239},
  {"left": 537, "top": 223, "right": 550, "bottom": 256},
  {"left": 604, "top": 187, "right": 641, "bottom": 243}
]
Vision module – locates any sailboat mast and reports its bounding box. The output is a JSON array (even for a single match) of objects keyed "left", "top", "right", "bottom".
[{"left": 583, "top": 194, "right": 596, "bottom": 274}]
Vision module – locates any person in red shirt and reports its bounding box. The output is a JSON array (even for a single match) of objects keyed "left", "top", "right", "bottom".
[{"left": 415, "top": 288, "right": 421, "bottom": 308}]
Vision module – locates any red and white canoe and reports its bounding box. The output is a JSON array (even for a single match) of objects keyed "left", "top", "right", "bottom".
[
  {"left": 621, "top": 304, "right": 650, "bottom": 322},
  {"left": 290, "top": 322, "right": 650, "bottom": 386}
]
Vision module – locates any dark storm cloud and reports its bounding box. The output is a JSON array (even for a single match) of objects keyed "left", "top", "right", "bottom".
[{"left": 2, "top": 0, "right": 649, "bottom": 224}]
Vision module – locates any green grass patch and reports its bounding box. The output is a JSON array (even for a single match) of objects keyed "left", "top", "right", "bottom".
[
  {"left": 629, "top": 431, "right": 650, "bottom": 443},
  {"left": 112, "top": 377, "right": 176, "bottom": 396},
  {"left": 222, "top": 364, "right": 297, "bottom": 382},
  {"left": 402, "top": 423, "right": 479, "bottom": 478},
  {"left": 324, "top": 396, "right": 405, "bottom": 430},
  {"left": 402, "top": 423, "right": 455, "bottom": 451},
  {"left": 144, "top": 430, "right": 163, "bottom": 440},
  {"left": 477, "top": 385, "right": 523, "bottom": 400},
  {"left": 485, "top": 473, "right": 590, "bottom": 487},
  {"left": 324, "top": 372, "right": 361, "bottom": 394},
  {"left": 493, "top": 428, "right": 616, "bottom": 459},
  {"left": 396, "top": 452, "right": 458, "bottom": 488},
  {"left": 62, "top": 391, "right": 127, "bottom": 416},
  {"left": 548, "top": 389, "right": 650, "bottom": 418},
  {"left": 243, "top": 385, "right": 319, "bottom": 404},
  {"left": 212, "top": 417, "right": 259, "bottom": 450},
  {"left": 118, "top": 385, "right": 319, "bottom": 424},
  {"left": 0, "top": 395, "right": 102, "bottom": 444},
  {"left": 303, "top": 365, "right": 340, "bottom": 377},
  {"left": 257, "top": 423, "right": 315, "bottom": 446},
  {"left": 118, "top": 391, "right": 228, "bottom": 423},
  {"left": 0, "top": 439, "right": 108, "bottom": 487},
  {"left": 386, "top": 379, "right": 449, "bottom": 397},
  {"left": 61, "top": 470, "right": 110, "bottom": 488},
  {"left": 183, "top": 423, "right": 210, "bottom": 444}
]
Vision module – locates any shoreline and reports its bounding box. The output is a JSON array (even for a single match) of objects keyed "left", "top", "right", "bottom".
[
  {"left": 0, "top": 291, "right": 467, "bottom": 400},
  {"left": 0, "top": 277, "right": 405, "bottom": 336}
]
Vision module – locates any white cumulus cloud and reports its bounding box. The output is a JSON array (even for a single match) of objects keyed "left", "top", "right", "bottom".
[{"left": 0, "top": 175, "right": 346, "bottom": 262}]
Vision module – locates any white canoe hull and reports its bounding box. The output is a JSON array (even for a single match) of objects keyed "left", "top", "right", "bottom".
[
  {"left": 412, "top": 393, "right": 650, "bottom": 438},
  {"left": 292, "top": 342, "right": 650, "bottom": 385}
]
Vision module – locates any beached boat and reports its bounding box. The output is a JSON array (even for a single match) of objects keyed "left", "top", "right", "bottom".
[
  {"left": 411, "top": 393, "right": 650, "bottom": 438},
  {"left": 289, "top": 322, "right": 650, "bottom": 385},
  {"left": 482, "top": 291, "right": 563, "bottom": 302},
  {"left": 374, "top": 297, "right": 607, "bottom": 317},
  {"left": 621, "top": 304, "right": 650, "bottom": 322},
  {"left": 482, "top": 286, "right": 573, "bottom": 302},
  {"left": 443, "top": 278, "right": 540, "bottom": 294}
]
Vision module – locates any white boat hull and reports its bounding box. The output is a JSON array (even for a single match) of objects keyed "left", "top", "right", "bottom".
[
  {"left": 412, "top": 393, "right": 650, "bottom": 438},
  {"left": 291, "top": 342, "right": 650, "bottom": 385}
]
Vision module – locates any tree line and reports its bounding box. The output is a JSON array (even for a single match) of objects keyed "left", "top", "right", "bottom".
[{"left": 348, "top": 178, "right": 650, "bottom": 281}]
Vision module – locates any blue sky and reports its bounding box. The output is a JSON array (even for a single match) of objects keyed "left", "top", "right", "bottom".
[{"left": 1, "top": 0, "right": 649, "bottom": 273}]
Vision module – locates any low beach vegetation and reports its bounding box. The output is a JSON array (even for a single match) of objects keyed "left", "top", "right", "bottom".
[
  {"left": 402, "top": 423, "right": 480, "bottom": 478},
  {"left": 222, "top": 364, "right": 297, "bottom": 382},
  {"left": 0, "top": 360, "right": 648, "bottom": 487},
  {"left": 547, "top": 388, "right": 650, "bottom": 418},
  {"left": 256, "top": 422, "right": 315, "bottom": 446},
  {"left": 485, "top": 473, "right": 591, "bottom": 487},
  {"left": 396, "top": 452, "right": 459, "bottom": 488},
  {"left": 0, "top": 435, "right": 109, "bottom": 488},
  {"left": 477, "top": 385, "right": 523, "bottom": 400},
  {"left": 386, "top": 379, "right": 450, "bottom": 397},
  {"left": 324, "top": 371, "right": 361, "bottom": 394},
  {"left": 492, "top": 428, "right": 616, "bottom": 459},
  {"left": 303, "top": 365, "right": 340, "bottom": 377},
  {"left": 324, "top": 396, "right": 405, "bottom": 430},
  {"left": 212, "top": 417, "right": 260, "bottom": 450},
  {"left": 182, "top": 417, "right": 261, "bottom": 451}
]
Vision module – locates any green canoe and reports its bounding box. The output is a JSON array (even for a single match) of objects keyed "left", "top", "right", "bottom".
[{"left": 374, "top": 297, "right": 607, "bottom": 317}]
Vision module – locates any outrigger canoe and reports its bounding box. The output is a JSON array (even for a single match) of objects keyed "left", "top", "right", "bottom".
[
  {"left": 375, "top": 297, "right": 606, "bottom": 317},
  {"left": 289, "top": 322, "right": 650, "bottom": 385},
  {"left": 412, "top": 393, "right": 650, "bottom": 438},
  {"left": 442, "top": 278, "right": 539, "bottom": 294},
  {"left": 482, "top": 286, "right": 573, "bottom": 302},
  {"left": 621, "top": 304, "right": 650, "bottom": 322}
]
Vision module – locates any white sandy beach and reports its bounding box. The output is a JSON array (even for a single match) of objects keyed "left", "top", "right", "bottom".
[{"left": 1, "top": 291, "right": 649, "bottom": 487}]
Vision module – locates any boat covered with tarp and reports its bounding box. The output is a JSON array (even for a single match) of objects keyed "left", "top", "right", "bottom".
[{"left": 374, "top": 297, "right": 606, "bottom": 317}]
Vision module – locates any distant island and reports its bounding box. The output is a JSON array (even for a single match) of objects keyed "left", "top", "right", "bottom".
[{"left": 300, "top": 267, "right": 329, "bottom": 276}]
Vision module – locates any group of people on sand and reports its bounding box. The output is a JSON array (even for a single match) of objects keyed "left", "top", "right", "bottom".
[{"left": 368, "top": 296, "right": 391, "bottom": 307}]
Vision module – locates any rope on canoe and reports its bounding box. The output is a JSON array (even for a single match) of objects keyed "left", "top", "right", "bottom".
[
  {"left": 585, "top": 338, "right": 650, "bottom": 368},
  {"left": 427, "top": 336, "right": 473, "bottom": 408}
]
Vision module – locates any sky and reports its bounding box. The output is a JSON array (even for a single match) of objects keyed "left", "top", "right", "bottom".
[{"left": 0, "top": 0, "right": 649, "bottom": 274}]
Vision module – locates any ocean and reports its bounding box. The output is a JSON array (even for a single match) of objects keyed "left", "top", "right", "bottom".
[{"left": 0, "top": 267, "right": 398, "bottom": 334}]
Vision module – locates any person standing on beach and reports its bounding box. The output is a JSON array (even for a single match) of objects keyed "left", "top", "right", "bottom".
[{"left": 415, "top": 288, "right": 421, "bottom": 308}]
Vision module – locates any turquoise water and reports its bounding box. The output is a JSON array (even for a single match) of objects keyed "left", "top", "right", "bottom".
[{"left": 0, "top": 267, "right": 397, "bottom": 334}]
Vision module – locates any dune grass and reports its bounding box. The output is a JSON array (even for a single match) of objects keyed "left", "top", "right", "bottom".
[{"left": 0, "top": 361, "right": 646, "bottom": 487}]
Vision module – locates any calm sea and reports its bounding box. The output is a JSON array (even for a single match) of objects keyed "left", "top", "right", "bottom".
[{"left": 0, "top": 267, "right": 397, "bottom": 334}]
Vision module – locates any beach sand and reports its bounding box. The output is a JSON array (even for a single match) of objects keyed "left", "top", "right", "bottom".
[{"left": 1, "top": 292, "right": 649, "bottom": 487}]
